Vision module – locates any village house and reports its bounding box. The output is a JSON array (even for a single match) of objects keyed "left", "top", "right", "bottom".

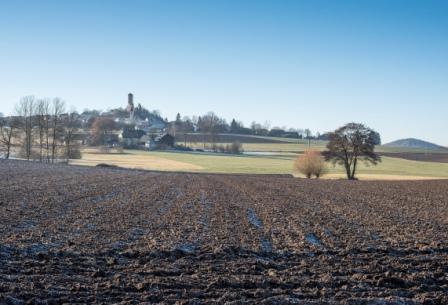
[
  {"left": 146, "top": 133, "right": 175, "bottom": 150},
  {"left": 119, "top": 127, "right": 146, "bottom": 148}
]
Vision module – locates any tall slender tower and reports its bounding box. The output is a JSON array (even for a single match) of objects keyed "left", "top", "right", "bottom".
[{"left": 126, "top": 93, "right": 135, "bottom": 122}]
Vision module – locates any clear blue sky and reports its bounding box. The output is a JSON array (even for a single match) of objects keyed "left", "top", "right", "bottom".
[{"left": 0, "top": 0, "right": 447, "bottom": 144}]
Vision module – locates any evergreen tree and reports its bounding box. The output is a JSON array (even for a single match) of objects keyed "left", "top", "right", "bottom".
[{"left": 230, "top": 119, "right": 238, "bottom": 133}]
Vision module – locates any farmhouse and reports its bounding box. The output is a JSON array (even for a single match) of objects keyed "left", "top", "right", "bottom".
[
  {"left": 146, "top": 133, "right": 175, "bottom": 150},
  {"left": 119, "top": 128, "right": 146, "bottom": 148},
  {"left": 67, "top": 131, "right": 89, "bottom": 146}
]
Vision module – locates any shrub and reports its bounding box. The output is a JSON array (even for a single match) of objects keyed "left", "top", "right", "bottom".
[
  {"left": 229, "top": 141, "right": 243, "bottom": 154},
  {"left": 67, "top": 146, "right": 82, "bottom": 159},
  {"left": 294, "top": 150, "right": 326, "bottom": 179},
  {"left": 209, "top": 141, "right": 242, "bottom": 154},
  {"left": 218, "top": 145, "right": 226, "bottom": 153}
]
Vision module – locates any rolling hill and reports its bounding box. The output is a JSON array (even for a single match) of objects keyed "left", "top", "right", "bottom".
[{"left": 384, "top": 138, "right": 446, "bottom": 150}]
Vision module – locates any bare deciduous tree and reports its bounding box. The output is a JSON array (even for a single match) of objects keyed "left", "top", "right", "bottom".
[
  {"left": 323, "top": 123, "right": 381, "bottom": 180},
  {"left": 0, "top": 117, "right": 19, "bottom": 159},
  {"left": 198, "top": 112, "right": 228, "bottom": 146},
  {"left": 51, "top": 98, "right": 65, "bottom": 162},
  {"left": 43, "top": 101, "right": 52, "bottom": 162},
  {"left": 63, "top": 110, "right": 81, "bottom": 160},
  {"left": 91, "top": 117, "right": 116, "bottom": 146},
  {"left": 35, "top": 99, "right": 50, "bottom": 161},
  {"left": 304, "top": 129, "right": 312, "bottom": 139},
  {"left": 15, "top": 96, "right": 35, "bottom": 160}
]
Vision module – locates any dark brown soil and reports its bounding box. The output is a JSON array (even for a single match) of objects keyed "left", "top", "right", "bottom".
[
  {"left": 1, "top": 160, "right": 447, "bottom": 304},
  {"left": 381, "top": 152, "right": 448, "bottom": 163}
]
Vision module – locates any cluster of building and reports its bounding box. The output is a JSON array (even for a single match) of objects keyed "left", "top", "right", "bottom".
[{"left": 118, "top": 93, "right": 174, "bottom": 150}]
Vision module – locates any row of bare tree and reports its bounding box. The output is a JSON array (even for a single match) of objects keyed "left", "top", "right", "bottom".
[{"left": 0, "top": 96, "right": 80, "bottom": 162}]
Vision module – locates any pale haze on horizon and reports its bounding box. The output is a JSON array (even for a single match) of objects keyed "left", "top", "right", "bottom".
[{"left": 0, "top": 0, "right": 447, "bottom": 145}]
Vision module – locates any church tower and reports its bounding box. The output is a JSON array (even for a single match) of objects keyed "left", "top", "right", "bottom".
[{"left": 126, "top": 93, "right": 135, "bottom": 122}]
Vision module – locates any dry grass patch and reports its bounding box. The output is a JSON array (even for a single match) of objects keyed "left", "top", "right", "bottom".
[{"left": 70, "top": 150, "right": 203, "bottom": 171}]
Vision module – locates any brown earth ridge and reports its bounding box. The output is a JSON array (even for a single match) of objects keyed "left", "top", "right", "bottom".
[
  {"left": 380, "top": 152, "right": 448, "bottom": 163},
  {"left": 0, "top": 160, "right": 447, "bottom": 304}
]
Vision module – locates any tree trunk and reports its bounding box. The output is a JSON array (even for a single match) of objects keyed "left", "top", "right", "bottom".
[
  {"left": 26, "top": 116, "right": 31, "bottom": 160},
  {"left": 65, "top": 130, "right": 72, "bottom": 162},
  {"left": 46, "top": 121, "right": 50, "bottom": 163},
  {"left": 5, "top": 130, "right": 12, "bottom": 159},
  {"left": 39, "top": 124, "right": 43, "bottom": 162},
  {"left": 52, "top": 121, "right": 57, "bottom": 163},
  {"left": 344, "top": 161, "right": 351, "bottom": 180},
  {"left": 350, "top": 158, "right": 358, "bottom": 180}
]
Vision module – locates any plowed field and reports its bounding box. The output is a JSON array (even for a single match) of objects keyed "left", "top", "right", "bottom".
[{"left": 0, "top": 160, "right": 447, "bottom": 304}]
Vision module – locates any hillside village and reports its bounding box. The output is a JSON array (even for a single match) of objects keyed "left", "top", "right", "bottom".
[
  {"left": 0, "top": 93, "right": 329, "bottom": 161},
  {"left": 71, "top": 93, "right": 172, "bottom": 149},
  {"left": 115, "top": 93, "right": 174, "bottom": 150},
  {"left": 94, "top": 93, "right": 326, "bottom": 149}
]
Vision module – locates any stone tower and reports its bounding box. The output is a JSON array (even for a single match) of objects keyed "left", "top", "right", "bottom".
[{"left": 126, "top": 93, "right": 135, "bottom": 121}]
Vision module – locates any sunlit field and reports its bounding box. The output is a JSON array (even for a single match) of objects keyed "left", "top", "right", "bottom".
[{"left": 71, "top": 148, "right": 448, "bottom": 179}]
